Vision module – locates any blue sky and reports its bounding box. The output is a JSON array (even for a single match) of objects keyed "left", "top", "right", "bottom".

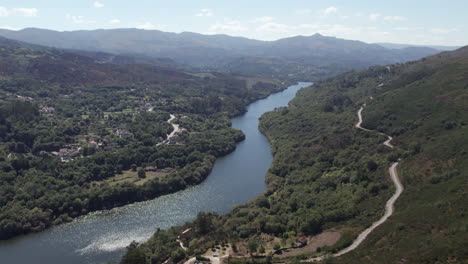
[{"left": 0, "top": 0, "right": 467, "bottom": 45}]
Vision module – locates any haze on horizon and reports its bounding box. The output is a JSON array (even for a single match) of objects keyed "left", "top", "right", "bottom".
[{"left": 0, "top": 0, "right": 467, "bottom": 47}]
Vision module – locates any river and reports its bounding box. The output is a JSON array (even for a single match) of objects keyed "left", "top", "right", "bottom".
[{"left": 0, "top": 82, "right": 312, "bottom": 264}]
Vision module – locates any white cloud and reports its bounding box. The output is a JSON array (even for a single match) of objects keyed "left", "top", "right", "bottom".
[
  {"left": 0, "top": 25, "right": 19, "bottom": 30},
  {"left": 0, "top": 7, "right": 39, "bottom": 17},
  {"left": 0, "top": 7, "right": 9, "bottom": 17},
  {"left": 93, "top": 1, "right": 104, "bottom": 8},
  {"left": 368, "top": 13, "right": 381, "bottom": 21},
  {"left": 256, "top": 22, "right": 290, "bottom": 33},
  {"left": 383, "top": 15, "right": 406, "bottom": 21},
  {"left": 321, "top": 6, "right": 338, "bottom": 16},
  {"left": 430, "top": 28, "right": 458, "bottom": 34},
  {"left": 109, "top": 19, "right": 120, "bottom": 24},
  {"left": 196, "top": 8, "right": 213, "bottom": 17},
  {"left": 13, "top": 8, "right": 38, "bottom": 17},
  {"left": 210, "top": 20, "right": 246, "bottom": 33},
  {"left": 66, "top": 14, "right": 96, "bottom": 24},
  {"left": 252, "top": 16, "right": 274, "bottom": 23},
  {"left": 136, "top": 22, "right": 165, "bottom": 30}
]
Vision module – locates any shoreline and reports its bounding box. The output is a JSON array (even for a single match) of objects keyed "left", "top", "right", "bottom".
[{"left": 0, "top": 82, "right": 294, "bottom": 242}]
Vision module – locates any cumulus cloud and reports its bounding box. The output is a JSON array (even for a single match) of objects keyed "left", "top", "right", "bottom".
[
  {"left": 109, "top": 19, "right": 120, "bottom": 24},
  {"left": 196, "top": 8, "right": 213, "bottom": 17},
  {"left": 13, "top": 8, "right": 38, "bottom": 17},
  {"left": 321, "top": 6, "right": 338, "bottom": 16},
  {"left": 94, "top": 1, "right": 104, "bottom": 8},
  {"left": 0, "top": 7, "right": 39, "bottom": 17}
]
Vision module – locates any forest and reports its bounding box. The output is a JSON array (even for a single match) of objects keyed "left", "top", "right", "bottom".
[
  {"left": 122, "top": 47, "right": 468, "bottom": 264},
  {"left": 0, "top": 39, "right": 285, "bottom": 239}
]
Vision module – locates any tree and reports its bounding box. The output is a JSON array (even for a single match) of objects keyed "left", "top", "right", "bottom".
[
  {"left": 171, "top": 248, "right": 186, "bottom": 263},
  {"left": 366, "top": 160, "right": 378, "bottom": 171},
  {"left": 194, "top": 212, "right": 212, "bottom": 235},
  {"left": 259, "top": 244, "right": 265, "bottom": 254},
  {"left": 247, "top": 239, "right": 259, "bottom": 256},
  {"left": 121, "top": 241, "right": 146, "bottom": 264},
  {"left": 137, "top": 168, "right": 146, "bottom": 179},
  {"left": 273, "top": 243, "right": 281, "bottom": 251}
]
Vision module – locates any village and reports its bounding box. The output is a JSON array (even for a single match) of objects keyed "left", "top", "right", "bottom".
[
  {"left": 11, "top": 91, "right": 191, "bottom": 163},
  {"left": 48, "top": 113, "right": 189, "bottom": 163}
]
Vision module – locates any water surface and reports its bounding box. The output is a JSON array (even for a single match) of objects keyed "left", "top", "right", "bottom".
[{"left": 0, "top": 82, "right": 311, "bottom": 264}]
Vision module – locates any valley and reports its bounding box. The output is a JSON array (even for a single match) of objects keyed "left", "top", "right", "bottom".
[{"left": 0, "top": 4, "right": 466, "bottom": 264}]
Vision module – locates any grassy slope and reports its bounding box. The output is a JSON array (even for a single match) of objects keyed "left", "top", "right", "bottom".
[{"left": 330, "top": 48, "right": 468, "bottom": 264}]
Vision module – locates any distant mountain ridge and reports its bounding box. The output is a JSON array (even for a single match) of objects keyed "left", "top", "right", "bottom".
[
  {"left": 376, "top": 42, "right": 460, "bottom": 51},
  {"left": 0, "top": 28, "right": 444, "bottom": 80}
]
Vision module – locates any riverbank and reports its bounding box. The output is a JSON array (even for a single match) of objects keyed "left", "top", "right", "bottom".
[{"left": 0, "top": 82, "right": 310, "bottom": 264}]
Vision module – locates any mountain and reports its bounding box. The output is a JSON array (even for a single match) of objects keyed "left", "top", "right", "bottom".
[
  {"left": 122, "top": 46, "right": 468, "bottom": 263},
  {"left": 376, "top": 42, "right": 460, "bottom": 51},
  {"left": 0, "top": 28, "right": 443, "bottom": 80}
]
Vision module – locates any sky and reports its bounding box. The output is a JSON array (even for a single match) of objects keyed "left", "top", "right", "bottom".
[{"left": 0, "top": 0, "right": 467, "bottom": 46}]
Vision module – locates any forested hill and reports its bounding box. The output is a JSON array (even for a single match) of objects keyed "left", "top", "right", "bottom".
[
  {"left": 0, "top": 37, "right": 285, "bottom": 240},
  {"left": 121, "top": 46, "right": 467, "bottom": 264},
  {"left": 0, "top": 36, "right": 190, "bottom": 86},
  {"left": 0, "top": 28, "right": 442, "bottom": 81}
]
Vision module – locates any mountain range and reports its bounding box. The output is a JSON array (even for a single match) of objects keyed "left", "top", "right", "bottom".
[{"left": 0, "top": 28, "right": 443, "bottom": 80}]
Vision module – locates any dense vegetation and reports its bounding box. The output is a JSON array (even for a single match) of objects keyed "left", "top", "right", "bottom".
[
  {"left": 122, "top": 47, "right": 467, "bottom": 264},
  {"left": 0, "top": 38, "right": 285, "bottom": 239}
]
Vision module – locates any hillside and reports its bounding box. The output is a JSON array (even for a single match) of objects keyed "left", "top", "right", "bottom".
[
  {"left": 121, "top": 47, "right": 467, "bottom": 264},
  {"left": 0, "top": 28, "right": 442, "bottom": 80},
  {"left": 0, "top": 37, "right": 285, "bottom": 240}
]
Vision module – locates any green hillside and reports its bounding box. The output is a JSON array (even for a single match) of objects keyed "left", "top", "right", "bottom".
[
  {"left": 0, "top": 37, "right": 284, "bottom": 240},
  {"left": 122, "top": 47, "right": 467, "bottom": 264}
]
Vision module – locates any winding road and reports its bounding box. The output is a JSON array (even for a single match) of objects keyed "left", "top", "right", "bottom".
[
  {"left": 156, "top": 114, "right": 181, "bottom": 146},
  {"left": 333, "top": 105, "right": 403, "bottom": 257},
  {"left": 307, "top": 104, "right": 404, "bottom": 262},
  {"left": 167, "top": 114, "right": 181, "bottom": 138}
]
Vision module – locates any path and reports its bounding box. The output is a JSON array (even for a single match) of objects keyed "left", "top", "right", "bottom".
[
  {"left": 156, "top": 114, "right": 181, "bottom": 146},
  {"left": 167, "top": 114, "right": 181, "bottom": 138},
  {"left": 332, "top": 105, "right": 403, "bottom": 257},
  {"left": 306, "top": 103, "right": 404, "bottom": 262}
]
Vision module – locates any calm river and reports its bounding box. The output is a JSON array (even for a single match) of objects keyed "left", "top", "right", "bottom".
[{"left": 0, "top": 82, "right": 311, "bottom": 264}]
